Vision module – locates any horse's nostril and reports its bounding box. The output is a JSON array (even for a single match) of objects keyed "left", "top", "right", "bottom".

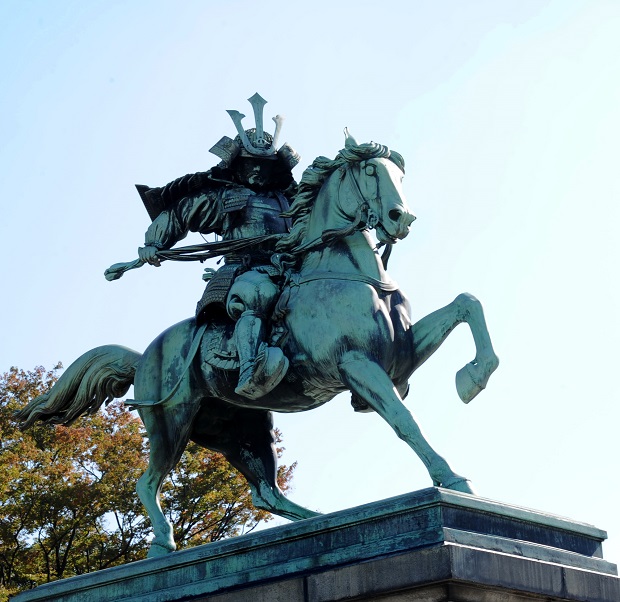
[{"left": 388, "top": 209, "right": 402, "bottom": 222}]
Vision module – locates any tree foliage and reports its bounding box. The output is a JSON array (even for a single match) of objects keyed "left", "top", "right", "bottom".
[{"left": 0, "top": 366, "right": 295, "bottom": 600}]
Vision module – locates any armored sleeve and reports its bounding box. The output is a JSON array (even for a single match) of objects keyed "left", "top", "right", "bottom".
[{"left": 144, "top": 189, "right": 224, "bottom": 249}]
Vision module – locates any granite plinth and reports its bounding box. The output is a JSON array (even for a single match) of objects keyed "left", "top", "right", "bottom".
[{"left": 13, "top": 488, "right": 619, "bottom": 602}]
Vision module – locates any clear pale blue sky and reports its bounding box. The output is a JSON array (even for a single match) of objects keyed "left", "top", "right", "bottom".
[{"left": 2, "top": 0, "right": 619, "bottom": 564}]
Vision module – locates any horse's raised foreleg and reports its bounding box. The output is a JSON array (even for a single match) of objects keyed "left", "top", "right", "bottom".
[
  {"left": 339, "top": 356, "right": 475, "bottom": 493},
  {"left": 136, "top": 398, "right": 199, "bottom": 557},
  {"left": 411, "top": 293, "right": 499, "bottom": 403},
  {"left": 193, "top": 407, "right": 319, "bottom": 521}
]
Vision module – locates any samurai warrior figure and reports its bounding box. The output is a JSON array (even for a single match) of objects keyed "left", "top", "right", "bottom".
[{"left": 136, "top": 94, "right": 300, "bottom": 400}]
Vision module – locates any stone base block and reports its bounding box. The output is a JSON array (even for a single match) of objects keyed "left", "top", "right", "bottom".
[{"left": 13, "top": 488, "right": 620, "bottom": 601}]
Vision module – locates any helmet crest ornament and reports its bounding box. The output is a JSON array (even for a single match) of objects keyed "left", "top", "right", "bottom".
[
  {"left": 227, "top": 93, "right": 278, "bottom": 157},
  {"left": 209, "top": 93, "right": 300, "bottom": 169}
]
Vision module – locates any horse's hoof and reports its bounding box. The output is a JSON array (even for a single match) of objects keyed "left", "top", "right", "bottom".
[
  {"left": 455, "top": 355, "right": 499, "bottom": 404},
  {"left": 455, "top": 364, "right": 482, "bottom": 403},
  {"left": 441, "top": 476, "right": 477, "bottom": 495},
  {"left": 147, "top": 541, "right": 176, "bottom": 557}
]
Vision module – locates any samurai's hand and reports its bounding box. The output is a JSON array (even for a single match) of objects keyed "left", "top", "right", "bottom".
[{"left": 138, "top": 245, "right": 162, "bottom": 267}]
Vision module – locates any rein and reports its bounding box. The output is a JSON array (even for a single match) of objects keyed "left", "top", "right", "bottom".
[
  {"left": 290, "top": 271, "right": 399, "bottom": 293},
  {"left": 289, "top": 162, "right": 380, "bottom": 255},
  {"left": 288, "top": 208, "right": 366, "bottom": 255},
  {"left": 105, "top": 233, "right": 285, "bottom": 281},
  {"left": 288, "top": 162, "right": 399, "bottom": 291},
  {"left": 287, "top": 161, "right": 394, "bottom": 268},
  {"left": 106, "top": 159, "right": 396, "bottom": 282}
]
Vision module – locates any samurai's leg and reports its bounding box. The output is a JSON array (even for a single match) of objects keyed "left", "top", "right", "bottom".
[{"left": 227, "top": 272, "right": 288, "bottom": 400}]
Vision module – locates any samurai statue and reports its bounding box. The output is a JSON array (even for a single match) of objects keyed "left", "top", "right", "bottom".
[{"left": 135, "top": 94, "right": 300, "bottom": 400}]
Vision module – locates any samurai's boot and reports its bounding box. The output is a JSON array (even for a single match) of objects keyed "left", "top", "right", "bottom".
[{"left": 234, "top": 311, "right": 289, "bottom": 400}]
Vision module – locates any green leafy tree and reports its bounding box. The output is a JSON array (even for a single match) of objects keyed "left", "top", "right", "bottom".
[{"left": 0, "top": 366, "right": 295, "bottom": 600}]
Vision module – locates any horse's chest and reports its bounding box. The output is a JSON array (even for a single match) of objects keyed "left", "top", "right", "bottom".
[{"left": 283, "top": 282, "right": 404, "bottom": 368}]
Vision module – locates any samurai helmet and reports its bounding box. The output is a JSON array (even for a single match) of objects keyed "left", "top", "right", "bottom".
[{"left": 209, "top": 93, "right": 300, "bottom": 170}]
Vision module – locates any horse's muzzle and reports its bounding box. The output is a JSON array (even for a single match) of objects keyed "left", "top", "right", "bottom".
[{"left": 383, "top": 208, "right": 416, "bottom": 240}]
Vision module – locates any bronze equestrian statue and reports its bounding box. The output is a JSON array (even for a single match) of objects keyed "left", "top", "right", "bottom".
[{"left": 16, "top": 95, "right": 499, "bottom": 557}]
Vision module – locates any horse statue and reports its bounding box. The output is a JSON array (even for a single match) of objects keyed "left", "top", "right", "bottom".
[{"left": 16, "top": 136, "right": 499, "bottom": 557}]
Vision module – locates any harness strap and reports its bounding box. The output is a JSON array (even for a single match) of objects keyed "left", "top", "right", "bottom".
[
  {"left": 287, "top": 162, "right": 386, "bottom": 256},
  {"left": 292, "top": 271, "right": 399, "bottom": 293},
  {"left": 127, "top": 322, "right": 208, "bottom": 409}
]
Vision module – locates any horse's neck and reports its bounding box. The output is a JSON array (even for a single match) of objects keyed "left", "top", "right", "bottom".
[
  {"left": 301, "top": 176, "right": 349, "bottom": 244},
  {"left": 300, "top": 231, "right": 388, "bottom": 281},
  {"left": 300, "top": 178, "right": 388, "bottom": 280}
]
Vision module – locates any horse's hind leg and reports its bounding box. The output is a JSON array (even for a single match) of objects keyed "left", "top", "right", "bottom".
[
  {"left": 410, "top": 293, "right": 499, "bottom": 403},
  {"left": 136, "top": 399, "right": 199, "bottom": 557},
  {"left": 192, "top": 406, "right": 319, "bottom": 521},
  {"left": 339, "top": 356, "right": 474, "bottom": 493}
]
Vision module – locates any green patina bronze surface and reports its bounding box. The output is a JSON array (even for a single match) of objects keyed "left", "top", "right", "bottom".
[
  {"left": 16, "top": 94, "right": 499, "bottom": 559},
  {"left": 13, "top": 489, "right": 618, "bottom": 602}
]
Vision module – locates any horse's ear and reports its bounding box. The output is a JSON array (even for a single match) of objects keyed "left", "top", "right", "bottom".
[{"left": 343, "top": 127, "right": 359, "bottom": 149}]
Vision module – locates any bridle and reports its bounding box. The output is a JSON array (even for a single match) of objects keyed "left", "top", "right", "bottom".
[
  {"left": 291, "top": 157, "right": 392, "bottom": 255},
  {"left": 346, "top": 159, "right": 383, "bottom": 227}
]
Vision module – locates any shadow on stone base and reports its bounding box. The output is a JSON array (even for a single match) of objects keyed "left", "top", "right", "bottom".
[{"left": 13, "top": 488, "right": 620, "bottom": 601}]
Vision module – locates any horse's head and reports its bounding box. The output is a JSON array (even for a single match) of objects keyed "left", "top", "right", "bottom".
[
  {"left": 335, "top": 130, "right": 415, "bottom": 244},
  {"left": 276, "top": 133, "right": 416, "bottom": 255},
  {"left": 349, "top": 154, "right": 416, "bottom": 244}
]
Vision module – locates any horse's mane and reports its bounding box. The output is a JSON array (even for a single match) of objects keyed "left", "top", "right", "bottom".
[{"left": 276, "top": 141, "right": 404, "bottom": 253}]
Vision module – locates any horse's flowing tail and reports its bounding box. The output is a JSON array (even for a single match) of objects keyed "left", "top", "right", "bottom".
[{"left": 16, "top": 345, "right": 142, "bottom": 429}]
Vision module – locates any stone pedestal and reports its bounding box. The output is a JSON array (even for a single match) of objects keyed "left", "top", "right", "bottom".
[{"left": 13, "top": 488, "right": 619, "bottom": 601}]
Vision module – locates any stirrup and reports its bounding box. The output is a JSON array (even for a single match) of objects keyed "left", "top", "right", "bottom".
[{"left": 235, "top": 346, "right": 288, "bottom": 400}]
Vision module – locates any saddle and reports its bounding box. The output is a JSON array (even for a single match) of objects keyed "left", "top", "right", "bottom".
[
  {"left": 201, "top": 321, "right": 239, "bottom": 371},
  {"left": 200, "top": 317, "right": 289, "bottom": 372}
]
